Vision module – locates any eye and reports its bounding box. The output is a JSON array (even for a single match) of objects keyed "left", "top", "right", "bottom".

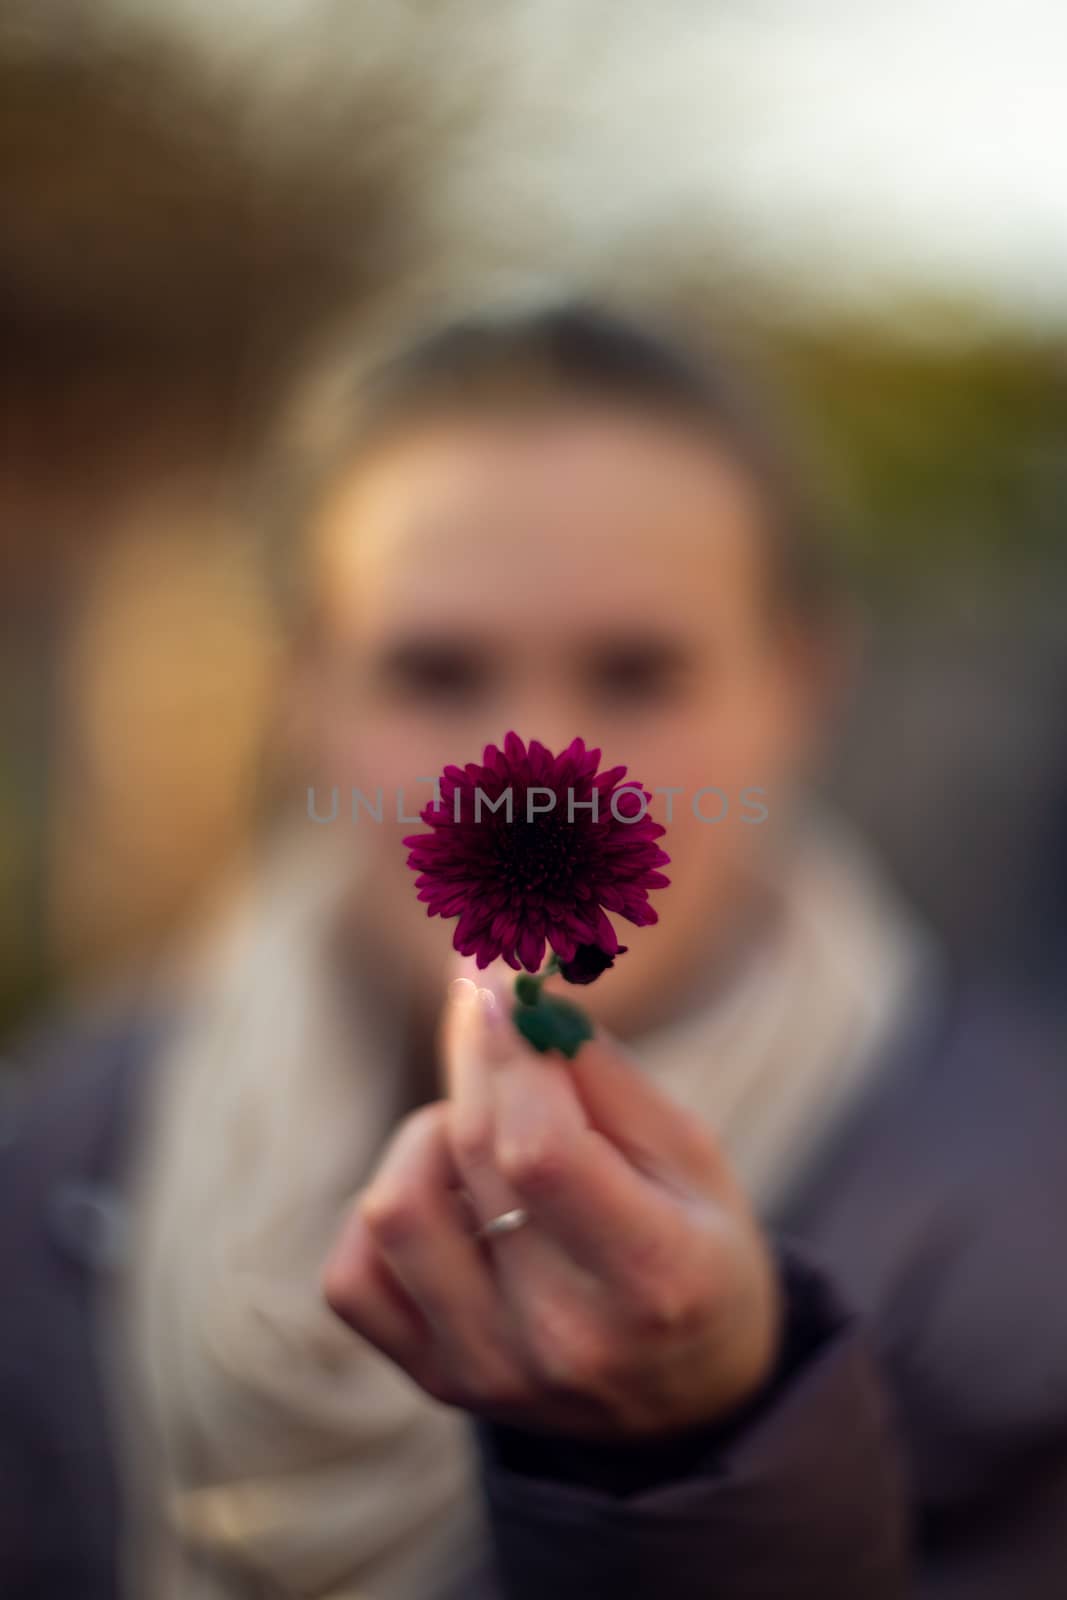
[
  {"left": 584, "top": 639, "right": 693, "bottom": 708},
  {"left": 375, "top": 640, "right": 491, "bottom": 707}
]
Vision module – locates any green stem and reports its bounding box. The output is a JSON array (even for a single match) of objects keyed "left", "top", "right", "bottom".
[
  {"left": 514, "top": 951, "right": 560, "bottom": 1006},
  {"left": 514, "top": 972, "right": 543, "bottom": 1006}
]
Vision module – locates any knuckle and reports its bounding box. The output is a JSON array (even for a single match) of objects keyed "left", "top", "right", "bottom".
[
  {"left": 615, "top": 1228, "right": 707, "bottom": 1339},
  {"left": 536, "top": 1334, "right": 612, "bottom": 1401},
  {"left": 321, "top": 1249, "right": 379, "bottom": 1333},
  {"left": 496, "top": 1132, "right": 572, "bottom": 1197},
  {"left": 321, "top": 1260, "right": 359, "bottom": 1323},
  {"left": 358, "top": 1186, "right": 422, "bottom": 1250},
  {"left": 457, "top": 1365, "right": 528, "bottom": 1416},
  {"left": 405, "top": 1101, "right": 449, "bottom": 1145},
  {"left": 629, "top": 1273, "right": 704, "bottom": 1340},
  {"left": 526, "top": 1302, "right": 611, "bottom": 1396}
]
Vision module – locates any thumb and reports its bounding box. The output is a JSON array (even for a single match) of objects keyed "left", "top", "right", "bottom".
[{"left": 566, "top": 1031, "right": 737, "bottom": 1199}]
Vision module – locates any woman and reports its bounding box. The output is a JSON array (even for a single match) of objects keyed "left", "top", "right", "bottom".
[{"left": 2, "top": 303, "right": 1064, "bottom": 1598}]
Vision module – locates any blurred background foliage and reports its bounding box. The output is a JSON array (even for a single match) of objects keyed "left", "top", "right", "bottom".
[{"left": 1, "top": 1, "right": 1064, "bottom": 1040}]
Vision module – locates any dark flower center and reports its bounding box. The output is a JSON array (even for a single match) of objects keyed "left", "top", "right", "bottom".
[{"left": 488, "top": 808, "right": 590, "bottom": 896}]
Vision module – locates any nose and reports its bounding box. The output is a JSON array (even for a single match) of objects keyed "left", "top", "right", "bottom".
[{"left": 497, "top": 698, "right": 585, "bottom": 759}]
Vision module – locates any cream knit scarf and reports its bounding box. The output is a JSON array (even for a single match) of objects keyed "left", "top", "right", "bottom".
[{"left": 112, "top": 817, "right": 928, "bottom": 1600}]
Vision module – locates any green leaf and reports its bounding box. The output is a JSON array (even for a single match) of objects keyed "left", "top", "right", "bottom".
[{"left": 512, "top": 994, "right": 594, "bottom": 1060}]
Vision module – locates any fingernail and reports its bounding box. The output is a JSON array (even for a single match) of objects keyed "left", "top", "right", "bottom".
[
  {"left": 476, "top": 985, "right": 502, "bottom": 1022},
  {"left": 447, "top": 975, "right": 478, "bottom": 1005}
]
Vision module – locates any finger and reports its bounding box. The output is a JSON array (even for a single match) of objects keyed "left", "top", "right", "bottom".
[
  {"left": 443, "top": 960, "right": 645, "bottom": 1322},
  {"left": 564, "top": 1031, "right": 738, "bottom": 1203},
  {"left": 441, "top": 962, "right": 501, "bottom": 1172},
  {"left": 323, "top": 1200, "right": 432, "bottom": 1369},
  {"left": 490, "top": 1041, "right": 688, "bottom": 1289},
  {"left": 458, "top": 963, "right": 688, "bottom": 1287},
  {"left": 442, "top": 965, "right": 541, "bottom": 1247},
  {"left": 358, "top": 1103, "right": 505, "bottom": 1343}
]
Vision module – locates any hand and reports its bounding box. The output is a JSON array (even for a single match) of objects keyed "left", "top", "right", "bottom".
[{"left": 324, "top": 961, "right": 783, "bottom": 1440}]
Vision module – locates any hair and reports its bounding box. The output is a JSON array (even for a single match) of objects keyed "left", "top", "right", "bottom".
[{"left": 275, "top": 300, "right": 845, "bottom": 637}]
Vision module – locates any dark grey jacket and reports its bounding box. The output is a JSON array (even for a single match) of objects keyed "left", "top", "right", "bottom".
[{"left": 1, "top": 978, "right": 1065, "bottom": 1599}]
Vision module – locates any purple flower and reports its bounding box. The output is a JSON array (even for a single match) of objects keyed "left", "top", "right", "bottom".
[{"left": 404, "top": 732, "right": 670, "bottom": 973}]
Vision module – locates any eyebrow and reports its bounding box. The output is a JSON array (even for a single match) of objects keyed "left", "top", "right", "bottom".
[{"left": 371, "top": 631, "right": 699, "bottom": 672}]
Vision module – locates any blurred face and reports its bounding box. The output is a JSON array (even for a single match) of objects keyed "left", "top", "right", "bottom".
[{"left": 294, "top": 406, "right": 832, "bottom": 1037}]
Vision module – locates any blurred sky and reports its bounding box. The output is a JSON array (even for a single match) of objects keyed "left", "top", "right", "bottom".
[
  {"left": 703, "top": 0, "right": 1067, "bottom": 324},
  {"left": 81, "top": 0, "right": 1067, "bottom": 332}
]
